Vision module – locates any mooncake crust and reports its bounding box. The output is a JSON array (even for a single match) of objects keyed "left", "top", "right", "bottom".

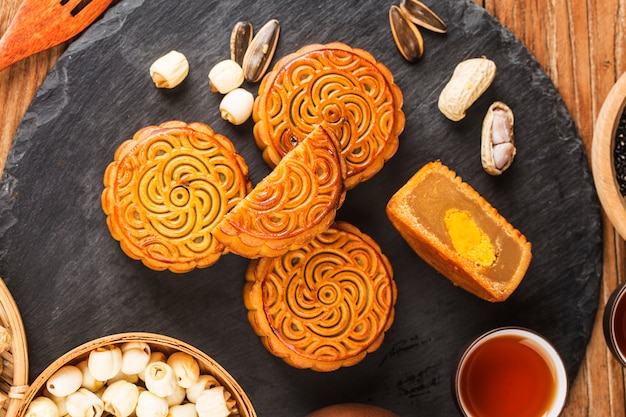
[
  {"left": 244, "top": 221, "right": 397, "bottom": 372},
  {"left": 386, "top": 160, "right": 532, "bottom": 302},
  {"left": 253, "top": 42, "right": 405, "bottom": 190},
  {"left": 213, "top": 125, "right": 347, "bottom": 259},
  {"left": 102, "top": 120, "right": 251, "bottom": 273}
]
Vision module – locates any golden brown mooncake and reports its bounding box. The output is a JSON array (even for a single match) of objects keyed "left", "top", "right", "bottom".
[
  {"left": 386, "top": 161, "right": 532, "bottom": 302},
  {"left": 102, "top": 121, "right": 251, "bottom": 273},
  {"left": 244, "top": 221, "right": 397, "bottom": 372},
  {"left": 253, "top": 42, "right": 405, "bottom": 190},
  {"left": 213, "top": 125, "right": 347, "bottom": 259}
]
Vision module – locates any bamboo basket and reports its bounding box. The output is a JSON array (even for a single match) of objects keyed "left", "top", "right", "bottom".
[
  {"left": 0, "top": 278, "right": 28, "bottom": 417},
  {"left": 16, "top": 333, "right": 256, "bottom": 417}
]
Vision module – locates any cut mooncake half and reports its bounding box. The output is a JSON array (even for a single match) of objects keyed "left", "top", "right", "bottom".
[
  {"left": 386, "top": 161, "right": 532, "bottom": 302},
  {"left": 253, "top": 42, "right": 405, "bottom": 190},
  {"left": 213, "top": 125, "right": 347, "bottom": 259},
  {"left": 244, "top": 221, "right": 397, "bottom": 372},
  {"left": 102, "top": 121, "right": 251, "bottom": 273}
]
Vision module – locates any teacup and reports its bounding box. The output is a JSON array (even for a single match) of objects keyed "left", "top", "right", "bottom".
[
  {"left": 453, "top": 327, "right": 568, "bottom": 417},
  {"left": 603, "top": 282, "right": 626, "bottom": 366}
]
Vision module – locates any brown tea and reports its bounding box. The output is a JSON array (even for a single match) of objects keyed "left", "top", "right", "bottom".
[
  {"left": 458, "top": 334, "right": 557, "bottom": 417},
  {"left": 612, "top": 292, "right": 626, "bottom": 358}
]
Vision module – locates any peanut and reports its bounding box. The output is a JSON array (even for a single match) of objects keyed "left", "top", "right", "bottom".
[
  {"left": 437, "top": 57, "right": 496, "bottom": 121},
  {"left": 481, "top": 101, "right": 515, "bottom": 175}
]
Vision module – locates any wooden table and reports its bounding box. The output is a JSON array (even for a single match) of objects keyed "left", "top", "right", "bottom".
[{"left": 0, "top": 0, "right": 624, "bottom": 415}]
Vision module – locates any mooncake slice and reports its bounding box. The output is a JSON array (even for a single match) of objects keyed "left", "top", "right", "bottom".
[
  {"left": 244, "top": 221, "right": 397, "bottom": 372},
  {"left": 253, "top": 42, "right": 405, "bottom": 190},
  {"left": 102, "top": 121, "right": 251, "bottom": 273},
  {"left": 213, "top": 125, "right": 347, "bottom": 259},
  {"left": 386, "top": 161, "right": 532, "bottom": 302}
]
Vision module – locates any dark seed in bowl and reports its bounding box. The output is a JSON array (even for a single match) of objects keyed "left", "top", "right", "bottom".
[{"left": 613, "top": 106, "right": 626, "bottom": 197}]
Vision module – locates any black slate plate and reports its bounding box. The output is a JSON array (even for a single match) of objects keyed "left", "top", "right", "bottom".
[{"left": 0, "top": 0, "right": 602, "bottom": 415}]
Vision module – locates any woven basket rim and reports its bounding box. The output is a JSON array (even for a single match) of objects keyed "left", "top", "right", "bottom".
[
  {"left": 0, "top": 278, "right": 29, "bottom": 417},
  {"left": 17, "top": 332, "right": 256, "bottom": 417}
]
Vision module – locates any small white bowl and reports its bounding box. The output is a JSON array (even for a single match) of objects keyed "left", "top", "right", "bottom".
[
  {"left": 591, "top": 71, "right": 626, "bottom": 240},
  {"left": 453, "top": 327, "right": 568, "bottom": 417}
]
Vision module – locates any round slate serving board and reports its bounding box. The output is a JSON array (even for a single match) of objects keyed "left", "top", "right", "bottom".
[{"left": 0, "top": 0, "right": 602, "bottom": 416}]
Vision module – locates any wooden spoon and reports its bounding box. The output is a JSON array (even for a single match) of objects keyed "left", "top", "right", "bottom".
[{"left": 0, "top": 0, "right": 113, "bottom": 72}]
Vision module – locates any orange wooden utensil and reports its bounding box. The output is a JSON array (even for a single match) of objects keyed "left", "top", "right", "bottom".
[{"left": 0, "top": 0, "right": 113, "bottom": 72}]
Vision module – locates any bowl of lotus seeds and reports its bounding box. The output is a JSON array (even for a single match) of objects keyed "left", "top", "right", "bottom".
[
  {"left": 17, "top": 333, "right": 256, "bottom": 417},
  {"left": 592, "top": 70, "right": 626, "bottom": 240}
]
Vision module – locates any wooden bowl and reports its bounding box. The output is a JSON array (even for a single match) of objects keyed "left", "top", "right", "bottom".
[
  {"left": 592, "top": 71, "right": 626, "bottom": 240},
  {"left": 15, "top": 333, "right": 256, "bottom": 417},
  {"left": 0, "top": 278, "right": 28, "bottom": 417}
]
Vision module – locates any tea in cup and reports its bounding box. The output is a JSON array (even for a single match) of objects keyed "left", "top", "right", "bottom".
[
  {"left": 454, "top": 327, "right": 568, "bottom": 417},
  {"left": 603, "top": 283, "right": 626, "bottom": 366}
]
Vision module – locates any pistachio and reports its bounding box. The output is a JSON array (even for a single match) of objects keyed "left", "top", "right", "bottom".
[
  {"left": 399, "top": 0, "right": 447, "bottom": 33},
  {"left": 438, "top": 57, "right": 496, "bottom": 121},
  {"left": 230, "top": 21, "right": 253, "bottom": 66},
  {"left": 242, "top": 19, "right": 280, "bottom": 82},
  {"left": 389, "top": 4, "right": 424, "bottom": 63},
  {"left": 481, "top": 101, "right": 515, "bottom": 175}
]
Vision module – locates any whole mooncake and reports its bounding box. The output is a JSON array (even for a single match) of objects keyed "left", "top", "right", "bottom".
[
  {"left": 244, "top": 221, "right": 397, "bottom": 372},
  {"left": 253, "top": 42, "right": 405, "bottom": 190},
  {"left": 102, "top": 120, "right": 251, "bottom": 273},
  {"left": 213, "top": 125, "right": 346, "bottom": 259}
]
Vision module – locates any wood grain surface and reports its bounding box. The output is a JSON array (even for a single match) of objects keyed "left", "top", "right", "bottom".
[{"left": 0, "top": 0, "right": 624, "bottom": 415}]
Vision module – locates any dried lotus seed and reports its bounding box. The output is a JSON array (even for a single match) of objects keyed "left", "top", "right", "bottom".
[
  {"left": 136, "top": 391, "right": 169, "bottom": 417},
  {"left": 46, "top": 365, "right": 83, "bottom": 397},
  {"left": 102, "top": 380, "right": 139, "bottom": 417},
  {"left": 208, "top": 59, "right": 244, "bottom": 94},
  {"left": 26, "top": 396, "right": 59, "bottom": 417},
  {"left": 219, "top": 88, "right": 254, "bottom": 125},
  {"left": 150, "top": 51, "right": 189, "bottom": 89}
]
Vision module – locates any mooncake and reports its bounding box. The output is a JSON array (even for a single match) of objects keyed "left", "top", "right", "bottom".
[
  {"left": 213, "top": 125, "right": 346, "bottom": 259},
  {"left": 253, "top": 42, "right": 405, "bottom": 190},
  {"left": 386, "top": 161, "right": 532, "bottom": 302},
  {"left": 244, "top": 221, "right": 397, "bottom": 371},
  {"left": 102, "top": 121, "right": 251, "bottom": 273}
]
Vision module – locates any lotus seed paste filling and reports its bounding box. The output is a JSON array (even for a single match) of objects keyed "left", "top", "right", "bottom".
[{"left": 406, "top": 171, "right": 523, "bottom": 283}]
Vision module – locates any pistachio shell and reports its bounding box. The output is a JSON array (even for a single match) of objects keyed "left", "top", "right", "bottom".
[
  {"left": 481, "top": 101, "right": 515, "bottom": 175},
  {"left": 389, "top": 5, "right": 424, "bottom": 63},
  {"left": 399, "top": 0, "right": 447, "bottom": 33}
]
